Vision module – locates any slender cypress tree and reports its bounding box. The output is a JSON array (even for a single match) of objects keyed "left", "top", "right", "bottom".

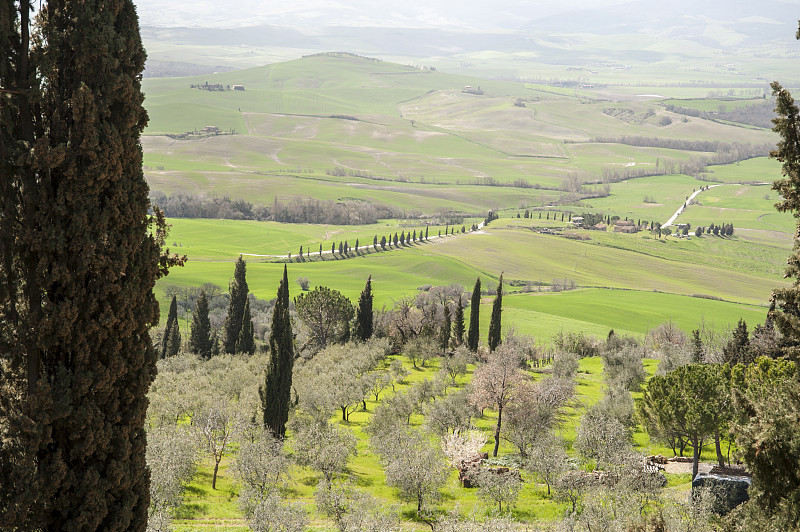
[
  {"left": 223, "top": 255, "right": 249, "bottom": 353},
  {"left": 488, "top": 273, "right": 504, "bottom": 351},
  {"left": 162, "top": 295, "right": 179, "bottom": 358},
  {"left": 467, "top": 277, "right": 481, "bottom": 352},
  {"left": 262, "top": 265, "right": 294, "bottom": 438},
  {"left": 453, "top": 298, "right": 465, "bottom": 346},
  {"left": 236, "top": 297, "right": 256, "bottom": 355},
  {"left": 0, "top": 1, "right": 168, "bottom": 527},
  {"left": 354, "top": 275, "right": 374, "bottom": 341},
  {"left": 211, "top": 331, "right": 221, "bottom": 357},
  {"left": 425, "top": 226, "right": 429, "bottom": 240},
  {"left": 190, "top": 290, "right": 212, "bottom": 358},
  {"left": 165, "top": 320, "right": 181, "bottom": 357},
  {"left": 441, "top": 303, "right": 452, "bottom": 351}
]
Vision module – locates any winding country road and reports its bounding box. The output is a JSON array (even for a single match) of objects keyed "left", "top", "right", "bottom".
[{"left": 662, "top": 184, "right": 721, "bottom": 228}]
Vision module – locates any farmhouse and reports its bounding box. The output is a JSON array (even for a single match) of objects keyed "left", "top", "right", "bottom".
[
  {"left": 571, "top": 216, "right": 585, "bottom": 227},
  {"left": 233, "top": 85, "right": 245, "bottom": 91},
  {"left": 590, "top": 223, "right": 608, "bottom": 231},
  {"left": 614, "top": 220, "right": 637, "bottom": 233},
  {"left": 203, "top": 125, "right": 221, "bottom": 133}
]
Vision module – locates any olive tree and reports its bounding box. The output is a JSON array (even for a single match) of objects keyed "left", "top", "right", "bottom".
[
  {"left": 372, "top": 425, "right": 449, "bottom": 514},
  {"left": 290, "top": 416, "right": 357, "bottom": 484},
  {"left": 470, "top": 342, "right": 524, "bottom": 457},
  {"left": 476, "top": 469, "right": 523, "bottom": 514}
]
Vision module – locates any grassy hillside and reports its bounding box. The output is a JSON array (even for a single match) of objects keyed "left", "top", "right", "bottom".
[{"left": 142, "top": 54, "right": 777, "bottom": 218}]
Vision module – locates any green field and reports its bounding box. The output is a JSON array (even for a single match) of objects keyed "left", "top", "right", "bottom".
[
  {"left": 142, "top": 54, "right": 777, "bottom": 211},
  {"left": 138, "top": 45, "right": 799, "bottom": 532}
]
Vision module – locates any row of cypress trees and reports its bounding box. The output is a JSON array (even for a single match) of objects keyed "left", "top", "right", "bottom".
[{"left": 466, "top": 274, "right": 504, "bottom": 353}]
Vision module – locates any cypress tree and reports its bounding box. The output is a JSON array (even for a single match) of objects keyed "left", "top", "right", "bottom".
[
  {"left": 400, "top": 232, "right": 405, "bottom": 245},
  {"left": 319, "top": 243, "right": 323, "bottom": 258},
  {"left": 425, "top": 226, "right": 429, "bottom": 240},
  {"left": 488, "top": 273, "right": 504, "bottom": 351},
  {"left": 190, "top": 290, "right": 213, "bottom": 358},
  {"left": 262, "top": 265, "right": 294, "bottom": 438},
  {"left": 355, "top": 238, "right": 359, "bottom": 253},
  {"left": 236, "top": 297, "right": 256, "bottom": 355},
  {"left": 373, "top": 235, "right": 378, "bottom": 249},
  {"left": 0, "top": 1, "right": 172, "bottom": 527},
  {"left": 354, "top": 275, "right": 374, "bottom": 341},
  {"left": 162, "top": 295, "right": 179, "bottom": 358},
  {"left": 441, "top": 303, "right": 452, "bottom": 351},
  {"left": 211, "top": 331, "right": 222, "bottom": 357},
  {"left": 165, "top": 320, "right": 181, "bottom": 357},
  {"left": 467, "top": 277, "right": 482, "bottom": 352},
  {"left": 332, "top": 242, "right": 336, "bottom": 255},
  {"left": 453, "top": 298, "right": 465, "bottom": 346},
  {"left": 224, "top": 255, "right": 249, "bottom": 353}
]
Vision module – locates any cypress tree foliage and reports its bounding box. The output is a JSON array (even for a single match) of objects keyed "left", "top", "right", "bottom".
[
  {"left": 453, "top": 298, "right": 465, "bottom": 346},
  {"left": 165, "top": 320, "right": 181, "bottom": 357},
  {"left": 162, "top": 295, "right": 179, "bottom": 358},
  {"left": 467, "top": 277, "right": 482, "bottom": 352},
  {"left": 488, "top": 273, "right": 504, "bottom": 351},
  {"left": 770, "top": 80, "right": 800, "bottom": 361},
  {"left": 190, "top": 291, "right": 213, "bottom": 358},
  {"left": 235, "top": 297, "right": 256, "bottom": 355},
  {"left": 261, "top": 265, "right": 294, "bottom": 438},
  {"left": 223, "top": 255, "right": 249, "bottom": 353},
  {"left": 211, "top": 331, "right": 221, "bottom": 357},
  {"left": 0, "top": 1, "right": 176, "bottom": 528},
  {"left": 441, "top": 303, "right": 452, "bottom": 351},
  {"left": 354, "top": 275, "right": 374, "bottom": 341}
]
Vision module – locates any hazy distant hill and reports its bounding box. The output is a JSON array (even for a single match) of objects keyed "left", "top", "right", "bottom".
[
  {"left": 139, "top": 0, "right": 800, "bottom": 79},
  {"left": 527, "top": 0, "right": 797, "bottom": 47}
]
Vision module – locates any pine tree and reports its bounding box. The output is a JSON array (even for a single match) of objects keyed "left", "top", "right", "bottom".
[
  {"left": 354, "top": 276, "right": 374, "bottom": 341},
  {"left": 224, "top": 256, "right": 249, "bottom": 353},
  {"left": 162, "top": 295, "right": 179, "bottom": 358},
  {"left": 190, "top": 290, "right": 213, "bottom": 358},
  {"left": 236, "top": 297, "right": 256, "bottom": 355},
  {"left": 467, "top": 277, "right": 482, "bottom": 352},
  {"left": 453, "top": 297, "right": 465, "bottom": 346},
  {"left": 441, "top": 303, "right": 452, "bottom": 351},
  {"left": 0, "top": 2, "right": 167, "bottom": 527},
  {"left": 488, "top": 273, "right": 504, "bottom": 351},
  {"left": 262, "top": 265, "right": 294, "bottom": 438}
]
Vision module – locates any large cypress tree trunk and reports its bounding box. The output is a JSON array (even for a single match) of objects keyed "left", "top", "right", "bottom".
[{"left": 2, "top": 1, "right": 160, "bottom": 529}]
